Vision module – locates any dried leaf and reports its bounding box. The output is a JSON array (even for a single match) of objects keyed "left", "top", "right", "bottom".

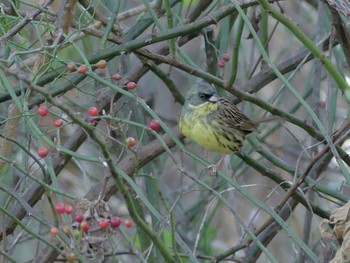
[
  {"left": 73, "top": 198, "right": 112, "bottom": 262},
  {"left": 329, "top": 201, "right": 350, "bottom": 240},
  {"left": 320, "top": 219, "right": 334, "bottom": 239},
  {"left": 324, "top": 201, "right": 350, "bottom": 262}
]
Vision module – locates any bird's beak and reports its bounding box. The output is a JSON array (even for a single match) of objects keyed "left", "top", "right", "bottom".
[{"left": 209, "top": 94, "right": 220, "bottom": 102}]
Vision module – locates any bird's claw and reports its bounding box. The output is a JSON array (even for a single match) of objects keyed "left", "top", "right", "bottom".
[{"left": 206, "top": 164, "right": 219, "bottom": 177}]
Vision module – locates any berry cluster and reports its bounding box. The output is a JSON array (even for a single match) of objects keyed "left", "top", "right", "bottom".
[
  {"left": 217, "top": 53, "right": 230, "bottom": 68},
  {"left": 125, "top": 119, "right": 161, "bottom": 148},
  {"left": 38, "top": 105, "right": 64, "bottom": 129},
  {"left": 36, "top": 105, "right": 64, "bottom": 158},
  {"left": 66, "top": 60, "right": 137, "bottom": 91},
  {"left": 50, "top": 202, "right": 133, "bottom": 262},
  {"left": 53, "top": 202, "right": 133, "bottom": 232},
  {"left": 37, "top": 110, "right": 162, "bottom": 157},
  {"left": 35, "top": 62, "right": 164, "bottom": 159},
  {"left": 37, "top": 62, "right": 164, "bottom": 174},
  {"left": 55, "top": 203, "right": 73, "bottom": 214}
]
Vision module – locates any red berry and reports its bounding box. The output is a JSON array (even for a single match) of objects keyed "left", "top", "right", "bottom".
[
  {"left": 50, "top": 227, "right": 59, "bottom": 236},
  {"left": 38, "top": 147, "right": 49, "bottom": 158},
  {"left": 110, "top": 216, "right": 121, "bottom": 228},
  {"left": 80, "top": 221, "right": 90, "bottom": 232},
  {"left": 74, "top": 214, "right": 84, "bottom": 223},
  {"left": 124, "top": 218, "right": 133, "bottom": 228},
  {"left": 222, "top": 53, "right": 230, "bottom": 62},
  {"left": 126, "top": 137, "right": 136, "bottom": 147},
  {"left": 126, "top": 81, "right": 137, "bottom": 90},
  {"left": 217, "top": 60, "right": 225, "bottom": 68},
  {"left": 77, "top": 64, "right": 87, "bottom": 74},
  {"left": 64, "top": 204, "right": 73, "bottom": 214},
  {"left": 54, "top": 119, "right": 63, "bottom": 127},
  {"left": 96, "top": 60, "right": 107, "bottom": 69},
  {"left": 38, "top": 105, "right": 48, "bottom": 116},
  {"left": 55, "top": 203, "right": 65, "bottom": 214},
  {"left": 112, "top": 73, "right": 121, "bottom": 80},
  {"left": 67, "top": 62, "right": 75, "bottom": 72},
  {"left": 148, "top": 119, "right": 160, "bottom": 131},
  {"left": 98, "top": 219, "right": 110, "bottom": 229},
  {"left": 88, "top": 106, "right": 99, "bottom": 116}
]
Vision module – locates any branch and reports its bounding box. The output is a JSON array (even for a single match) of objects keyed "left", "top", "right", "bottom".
[{"left": 0, "top": 0, "right": 55, "bottom": 45}]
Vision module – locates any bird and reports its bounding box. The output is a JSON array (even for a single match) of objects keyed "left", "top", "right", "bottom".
[{"left": 179, "top": 82, "right": 258, "bottom": 174}]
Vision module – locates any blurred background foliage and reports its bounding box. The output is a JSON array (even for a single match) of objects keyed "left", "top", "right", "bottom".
[{"left": 1, "top": 0, "right": 350, "bottom": 262}]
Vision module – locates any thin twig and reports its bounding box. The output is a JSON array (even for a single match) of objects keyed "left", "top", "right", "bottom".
[{"left": 0, "top": 0, "right": 55, "bottom": 46}]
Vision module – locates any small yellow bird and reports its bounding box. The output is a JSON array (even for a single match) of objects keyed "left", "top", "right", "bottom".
[{"left": 179, "top": 82, "right": 257, "bottom": 172}]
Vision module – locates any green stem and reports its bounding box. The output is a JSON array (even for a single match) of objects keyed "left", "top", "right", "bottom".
[
  {"left": 164, "top": 0, "right": 176, "bottom": 57},
  {"left": 228, "top": 15, "right": 245, "bottom": 85}
]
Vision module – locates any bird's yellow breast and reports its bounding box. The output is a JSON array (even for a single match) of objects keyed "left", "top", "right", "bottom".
[{"left": 179, "top": 102, "right": 233, "bottom": 154}]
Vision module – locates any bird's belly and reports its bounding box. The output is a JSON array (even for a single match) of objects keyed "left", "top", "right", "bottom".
[{"left": 180, "top": 116, "right": 233, "bottom": 154}]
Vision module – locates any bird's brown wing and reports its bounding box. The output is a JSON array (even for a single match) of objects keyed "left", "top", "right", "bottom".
[{"left": 218, "top": 99, "right": 258, "bottom": 134}]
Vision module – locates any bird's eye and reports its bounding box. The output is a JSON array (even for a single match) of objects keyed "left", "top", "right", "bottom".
[{"left": 198, "top": 93, "right": 211, "bottom": 100}]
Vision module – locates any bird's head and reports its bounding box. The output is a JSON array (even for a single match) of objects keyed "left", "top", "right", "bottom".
[{"left": 184, "top": 82, "right": 221, "bottom": 107}]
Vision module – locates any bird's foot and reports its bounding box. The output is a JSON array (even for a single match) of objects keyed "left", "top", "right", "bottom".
[
  {"left": 206, "top": 164, "right": 219, "bottom": 177},
  {"left": 206, "top": 155, "right": 226, "bottom": 177}
]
